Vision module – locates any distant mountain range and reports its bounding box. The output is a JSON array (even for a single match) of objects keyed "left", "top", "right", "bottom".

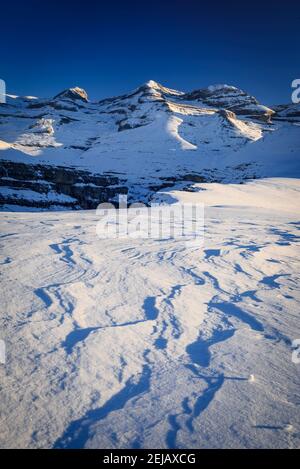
[{"left": 0, "top": 80, "right": 299, "bottom": 209}]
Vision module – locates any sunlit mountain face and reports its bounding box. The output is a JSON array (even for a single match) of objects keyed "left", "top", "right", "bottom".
[{"left": 0, "top": 80, "right": 299, "bottom": 209}]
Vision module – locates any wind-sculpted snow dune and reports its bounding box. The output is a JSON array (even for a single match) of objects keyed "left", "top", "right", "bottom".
[{"left": 0, "top": 179, "right": 300, "bottom": 448}]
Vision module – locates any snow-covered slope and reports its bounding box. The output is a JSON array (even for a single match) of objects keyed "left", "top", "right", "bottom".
[
  {"left": 0, "top": 178, "right": 299, "bottom": 448},
  {"left": 0, "top": 80, "right": 299, "bottom": 209}
]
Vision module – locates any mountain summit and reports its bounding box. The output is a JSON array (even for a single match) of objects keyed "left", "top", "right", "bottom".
[{"left": 53, "top": 87, "right": 88, "bottom": 102}]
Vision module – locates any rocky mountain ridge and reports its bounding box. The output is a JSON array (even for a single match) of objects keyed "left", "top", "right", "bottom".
[{"left": 0, "top": 80, "right": 299, "bottom": 209}]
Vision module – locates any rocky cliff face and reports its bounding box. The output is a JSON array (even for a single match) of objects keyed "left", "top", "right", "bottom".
[
  {"left": 0, "top": 160, "right": 127, "bottom": 209},
  {"left": 183, "top": 84, "right": 275, "bottom": 121}
]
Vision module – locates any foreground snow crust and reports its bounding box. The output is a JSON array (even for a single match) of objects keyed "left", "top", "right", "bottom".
[{"left": 0, "top": 179, "right": 300, "bottom": 448}]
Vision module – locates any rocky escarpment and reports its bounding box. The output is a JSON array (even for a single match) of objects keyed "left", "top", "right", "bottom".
[
  {"left": 0, "top": 160, "right": 127, "bottom": 209},
  {"left": 183, "top": 84, "right": 274, "bottom": 122},
  {"left": 53, "top": 87, "right": 89, "bottom": 103},
  {"left": 0, "top": 159, "right": 259, "bottom": 210},
  {"left": 272, "top": 103, "right": 300, "bottom": 122}
]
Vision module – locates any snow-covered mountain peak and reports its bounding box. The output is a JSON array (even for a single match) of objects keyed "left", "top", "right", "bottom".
[
  {"left": 0, "top": 79, "right": 299, "bottom": 210},
  {"left": 207, "top": 83, "right": 239, "bottom": 92},
  {"left": 183, "top": 83, "right": 274, "bottom": 121},
  {"left": 53, "top": 87, "right": 88, "bottom": 102},
  {"left": 136, "top": 80, "right": 184, "bottom": 98},
  {"left": 144, "top": 79, "right": 161, "bottom": 89}
]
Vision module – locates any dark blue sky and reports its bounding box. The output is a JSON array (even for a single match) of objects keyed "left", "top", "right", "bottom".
[{"left": 1, "top": 0, "right": 299, "bottom": 104}]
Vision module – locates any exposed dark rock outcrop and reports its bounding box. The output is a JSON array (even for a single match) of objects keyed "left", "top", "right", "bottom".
[
  {"left": 183, "top": 84, "right": 274, "bottom": 121},
  {"left": 0, "top": 79, "right": 297, "bottom": 211},
  {"left": 272, "top": 103, "right": 300, "bottom": 122},
  {"left": 0, "top": 160, "right": 127, "bottom": 209}
]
